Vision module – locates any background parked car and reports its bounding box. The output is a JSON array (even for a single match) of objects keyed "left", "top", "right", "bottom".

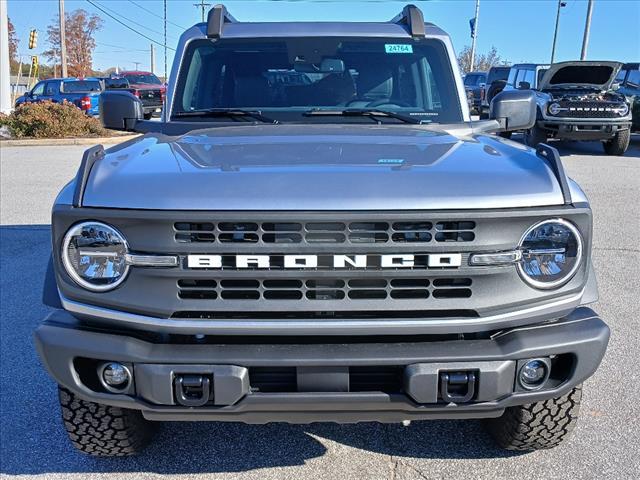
[
  {"left": 463, "top": 71, "right": 487, "bottom": 114},
  {"left": 480, "top": 66, "right": 511, "bottom": 118},
  {"left": 616, "top": 62, "right": 640, "bottom": 132},
  {"left": 118, "top": 70, "right": 166, "bottom": 119},
  {"left": 504, "top": 63, "right": 550, "bottom": 92},
  {"left": 14, "top": 78, "right": 103, "bottom": 116}
]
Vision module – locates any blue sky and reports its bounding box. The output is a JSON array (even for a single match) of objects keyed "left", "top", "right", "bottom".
[{"left": 8, "top": 0, "right": 640, "bottom": 75}]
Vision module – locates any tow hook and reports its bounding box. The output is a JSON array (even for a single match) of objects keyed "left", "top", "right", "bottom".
[
  {"left": 439, "top": 371, "right": 476, "bottom": 403},
  {"left": 174, "top": 374, "right": 211, "bottom": 406}
]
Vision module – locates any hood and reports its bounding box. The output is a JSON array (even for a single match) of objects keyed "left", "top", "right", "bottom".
[
  {"left": 539, "top": 61, "right": 622, "bottom": 90},
  {"left": 82, "top": 124, "right": 566, "bottom": 210}
]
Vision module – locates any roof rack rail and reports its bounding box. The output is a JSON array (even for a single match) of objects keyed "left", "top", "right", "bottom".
[
  {"left": 207, "top": 4, "right": 237, "bottom": 39},
  {"left": 536, "top": 143, "right": 573, "bottom": 205},
  {"left": 391, "top": 4, "right": 426, "bottom": 38}
]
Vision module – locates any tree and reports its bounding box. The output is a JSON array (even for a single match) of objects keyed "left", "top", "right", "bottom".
[
  {"left": 8, "top": 17, "right": 20, "bottom": 73},
  {"left": 44, "top": 9, "right": 103, "bottom": 77},
  {"left": 457, "top": 46, "right": 508, "bottom": 74}
]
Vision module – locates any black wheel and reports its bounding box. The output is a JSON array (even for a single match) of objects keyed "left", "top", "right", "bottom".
[
  {"left": 484, "top": 385, "right": 582, "bottom": 451},
  {"left": 58, "top": 387, "right": 155, "bottom": 456},
  {"left": 524, "top": 124, "right": 547, "bottom": 147},
  {"left": 603, "top": 129, "right": 630, "bottom": 155},
  {"left": 143, "top": 112, "right": 153, "bottom": 120},
  {"left": 497, "top": 131, "right": 512, "bottom": 139}
]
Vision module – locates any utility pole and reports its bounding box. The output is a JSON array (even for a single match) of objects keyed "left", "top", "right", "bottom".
[
  {"left": 193, "top": 0, "right": 211, "bottom": 23},
  {"left": 469, "top": 0, "right": 480, "bottom": 72},
  {"left": 580, "top": 0, "right": 594, "bottom": 60},
  {"left": 59, "top": 0, "right": 68, "bottom": 77},
  {"left": 0, "top": 0, "right": 11, "bottom": 114},
  {"left": 150, "top": 44, "right": 155, "bottom": 75},
  {"left": 133, "top": 61, "right": 141, "bottom": 70},
  {"left": 550, "top": 1, "right": 566, "bottom": 64}
]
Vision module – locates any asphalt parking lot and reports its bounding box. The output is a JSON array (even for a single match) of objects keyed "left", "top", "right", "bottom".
[{"left": 1, "top": 137, "right": 639, "bottom": 480}]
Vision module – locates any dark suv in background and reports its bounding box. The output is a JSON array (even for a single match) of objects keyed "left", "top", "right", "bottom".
[
  {"left": 480, "top": 66, "right": 511, "bottom": 118},
  {"left": 616, "top": 62, "right": 640, "bottom": 132},
  {"left": 463, "top": 71, "right": 487, "bottom": 114}
]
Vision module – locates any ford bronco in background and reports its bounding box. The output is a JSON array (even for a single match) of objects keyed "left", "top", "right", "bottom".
[
  {"left": 518, "top": 61, "right": 632, "bottom": 154},
  {"left": 35, "top": 4, "right": 609, "bottom": 456}
]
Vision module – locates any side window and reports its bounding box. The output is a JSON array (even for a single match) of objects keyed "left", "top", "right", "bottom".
[
  {"left": 44, "top": 81, "right": 58, "bottom": 96},
  {"left": 615, "top": 69, "right": 628, "bottom": 84},
  {"left": 626, "top": 70, "right": 640, "bottom": 89},
  {"left": 31, "top": 82, "right": 45, "bottom": 96},
  {"left": 521, "top": 69, "right": 535, "bottom": 88}
]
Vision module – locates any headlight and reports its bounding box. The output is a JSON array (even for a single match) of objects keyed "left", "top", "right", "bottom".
[
  {"left": 548, "top": 102, "right": 562, "bottom": 116},
  {"left": 62, "top": 222, "right": 129, "bottom": 292},
  {"left": 517, "top": 219, "right": 583, "bottom": 289},
  {"left": 613, "top": 103, "right": 629, "bottom": 116}
]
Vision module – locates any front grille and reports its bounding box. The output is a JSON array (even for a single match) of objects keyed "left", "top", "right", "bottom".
[
  {"left": 552, "top": 101, "right": 625, "bottom": 119},
  {"left": 178, "top": 277, "right": 472, "bottom": 301},
  {"left": 175, "top": 220, "right": 475, "bottom": 244},
  {"left": 248, "top": 366, "right": 403, "bottom": 393}
]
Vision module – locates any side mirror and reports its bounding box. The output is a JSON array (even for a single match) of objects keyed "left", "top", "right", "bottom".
[
  {"left": 490, "top": 90, "right": 536, "bottom": 132},
  {"left": 100, "top": 90, "right": 143, "bottom": 131},
  {"left": 518, "top": 81, "right": 531, "bottom": 90}
]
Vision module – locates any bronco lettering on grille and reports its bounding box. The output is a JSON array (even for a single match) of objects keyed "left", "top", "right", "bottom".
[{"left": 186, "top": 254, "right": 462, "bottom": 269}]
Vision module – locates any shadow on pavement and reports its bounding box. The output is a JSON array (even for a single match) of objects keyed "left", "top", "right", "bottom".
[
  {"left": 509, "top": 132, "right": 640, "bottom": 159},
  {"left": 1, "top": 225, "right": 519, "bottom": 476}
]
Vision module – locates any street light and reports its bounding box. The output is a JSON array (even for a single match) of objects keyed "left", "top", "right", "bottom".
[{"left": 550, "top": 0, "right": 567, "bottom": 64}]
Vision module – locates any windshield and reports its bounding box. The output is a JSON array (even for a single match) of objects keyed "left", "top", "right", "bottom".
[
  {"left": 61, "top": 81, "right": 102, "bottom": 93},
  {"left": 173, "top": 38, "right": 462, "bottom": 123},
  {"left": 124, "top": 73, "right": 162, "bottom": 85}
]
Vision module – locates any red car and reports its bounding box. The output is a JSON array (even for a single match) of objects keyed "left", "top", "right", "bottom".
[{"left": 119, "top": 71, "right": 166, "bottom": 119}]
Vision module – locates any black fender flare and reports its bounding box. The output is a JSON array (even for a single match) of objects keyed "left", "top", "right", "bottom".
[{"left": 42, "top": 255, "right": 62, "bottom": 309}]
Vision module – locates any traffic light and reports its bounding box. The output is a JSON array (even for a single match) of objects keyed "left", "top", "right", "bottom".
[{"left": 28, "top": 29, "right": 38, "bottom": 49}]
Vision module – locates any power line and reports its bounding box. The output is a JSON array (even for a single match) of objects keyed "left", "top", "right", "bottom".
[
  {"left": 88, "top": 0, "right": 177, "bottom": 40},
  {"left": 127, "top": 0, "right": 188, "bottom": 30},
  {"left": 85, "top": 0, "right": 175, "bottom": 51}
]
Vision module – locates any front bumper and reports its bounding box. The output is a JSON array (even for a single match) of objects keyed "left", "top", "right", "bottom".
[
  {"left": 538, "top": 118, "right": 631, "bottom": 140},
  {"left": 35, "top": 306, "right": 609, "bottom": 423}
]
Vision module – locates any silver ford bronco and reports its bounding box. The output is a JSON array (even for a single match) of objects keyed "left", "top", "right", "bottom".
[{"left": 35, "top": 4, "right": 609, "bottom": 456}]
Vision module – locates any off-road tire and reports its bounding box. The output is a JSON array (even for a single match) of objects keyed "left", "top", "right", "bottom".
[
  {"left": 603, "top": 129, "right": 630, "bottom": 156},
  {"left": 484, "top": 385, "right": 582, "bottom": 451},
  {"left": 497, "top": 131, "right": 512, "bottom": 139},
  {"left": 58, "top": 387, "right": 155, "bottom": 456},
  {"left": 524, "top": 124, "right": 547, "bottom": 147},
  {"left": 143, "top": 112, "right": 153, "bottom": 120}
]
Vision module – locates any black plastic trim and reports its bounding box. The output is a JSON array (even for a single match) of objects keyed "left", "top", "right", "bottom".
[
  {"left": 391, "top": 4, "right": 426, "bottom": 38},
  {"left": 34, "top": 307, "right": 609, "bottom": 422},
  {"left": 72, "top": 145, "right": 105, "bottom": 208},
  {"left": 536, "top": 143, "right": 572, "bottom": 205},
  {"left": 207, "top": 4, "right": 237, "bottom": 39}
]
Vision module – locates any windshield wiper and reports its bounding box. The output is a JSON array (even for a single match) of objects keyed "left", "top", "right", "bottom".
[
  {"left": 173, "top": 108, "right": 278, "bottom": 124},
  {"left": 303, "top": 108, "right": 422, "bottom": 124}
]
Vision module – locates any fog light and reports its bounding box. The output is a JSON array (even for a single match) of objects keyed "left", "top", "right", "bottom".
[
  {"left": 519, "top": 359, "right": 548, "bottom": 390},
  {"left": 99, "top": 362, "right": 131, "bottom": 392}
]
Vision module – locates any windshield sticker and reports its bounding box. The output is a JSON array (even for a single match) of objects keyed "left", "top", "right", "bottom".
[
  {"left": 378, "top": 158, "right": 405, "bottom": 164},
  {"left": 385, "top": 44, "right": 413, "bottom": 54}
]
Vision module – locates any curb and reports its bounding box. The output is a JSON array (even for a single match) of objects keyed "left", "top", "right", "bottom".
[{"left": 0, "top": 134, "right": 141, "bottom": 147}]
